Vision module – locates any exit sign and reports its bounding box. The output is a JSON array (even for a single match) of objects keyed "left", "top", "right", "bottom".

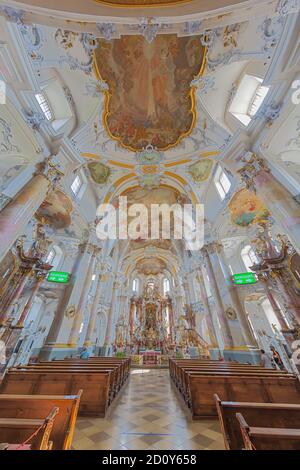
[
  {"left": 47, "top": 271, "right": 70, "bottom": 284},
  {"left": 232, "top": 272, "right": 257, "bottom": 285}
]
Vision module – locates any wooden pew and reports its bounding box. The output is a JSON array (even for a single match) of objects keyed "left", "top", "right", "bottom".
[
  {"left": 236, "top": 412, "right": 300, "bottom": 450},
  {"left": 169, "top": 359, "right": 300, "bottom": 419},
  {"left": 0, "top": 369, "right": 111, "bottom": 417},
  {"left": 172, "top": 365, "right": 290, "bottom": 397},
  {"left": 0, "top": 392, "right": 82, "bottom": 450},
  {"left": 0, "top": 406, "right": 59, "bottom": 450},
  {"left": 169, "top": 359, "right": 293, "bottom": 406},
  {"left": 214, "top": 394, "right": 300, "bottom": 450},
  {"left": 15, "top": 360, "right": 130, "bottom": 404},
  {"left": 42, "top": 358, "right": 131, "bottom": 388},
  {"left": 17, "top": 365, "right": 123, "bottom": 402},
  {"left": 188, "top": 373, "right": 300, "bottom": 419}
]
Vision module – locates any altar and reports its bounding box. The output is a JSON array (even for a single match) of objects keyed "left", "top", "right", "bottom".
[{"left": 141, "top": 350, "right": 161, "bottom": 365}]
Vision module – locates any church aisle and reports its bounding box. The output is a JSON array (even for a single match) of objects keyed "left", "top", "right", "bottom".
[{"left": 72, "top": 368, "right": 225, "bottom": 450}]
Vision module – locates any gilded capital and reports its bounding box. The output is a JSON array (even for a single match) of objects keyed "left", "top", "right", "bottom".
[
  {"left": 237, "top": 152, "right": 269, "bottom": 191},
  {"left": 34, "top": 157, "right": 64, "bottom": 189}
]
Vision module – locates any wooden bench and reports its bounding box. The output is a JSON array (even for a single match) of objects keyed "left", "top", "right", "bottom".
[
  {"left": 0, "top": 369, "right": 111, "bottom": 417},
  {"left": 0, "top": 392, "right": 82, "bottom": 450},
  {"left": 188, "top": 373, "right": 300, "bottom": 419},
  {"left": 214, "top": 394, "right": 300, "bottom": 449},
  {"left": 17, "top": 365, "right": 123, "bottom": 403},
  {"left": 0, "top": 406, "right": 58, "bottom": 450},
  {"left": 236, "top": 412, "right": 300, "bottom": 450},
  {"left": 169, "top": 359, "right": 300, "bottom": 419},
  {"left": 15, "top": 359, "right": 131, "bottom": 403}
]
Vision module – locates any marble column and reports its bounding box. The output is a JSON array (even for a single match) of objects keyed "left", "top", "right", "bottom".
[
  {"left": 104, "top": 278, "right": 121, "bottom": 354},
  {"left": 196, "top": 268, "right": 218, "bottom": 348},
  {"left": 0, "top": 268, "right": 31, "bottom": 325},
  {"left": 237, "top": 153, "right": 300, "bottom": 253},
  {"left": 0, "top": 158, "right": 62, "bottom": 263},
  {"left": 40, "top": 242, "right": 98, "bottom": 359},
  {"left": 201, "top": 244, "right": 234, "bottom": 348},
  {"left": 215, "top": 242, "right": 258, "bottom": 347},
  {"left": 84, "top": 273, "right": 102, "bottom": 348},
  {"left": 261, "top": 278, "right": 290, "bottom": 330},
  {"left": 68, "top": 246, "right": 98, "bottom": 347},
  {"left": 270, "top": 271, "right": 300, "bottom": 325},
  {"left": 14, "top": 273, "right": 46, "bottom": 328}
]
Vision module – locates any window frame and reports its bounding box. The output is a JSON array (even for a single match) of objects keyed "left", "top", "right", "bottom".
[
  {"left": 241, "top": 245, "right": 259, "bottom": 272},
  {"left": 35, "top": 92, "right": 53, "bottom": 121},
  {"left": 214, "top": 166, "right": 231, "bottom": 200},
  {"left": 229, "top": 74, "right": 270, "bottom": 127},
  {"left": 71, "top": 174, "right": 83, "bottom": 198}
]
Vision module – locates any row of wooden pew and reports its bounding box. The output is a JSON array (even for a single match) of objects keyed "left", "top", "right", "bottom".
[
  {"left": 0, "top": 357, "right": 131, "bottom": 450},
  {"left": 169, "top": 358, "right": 300, "bottom": 450}
]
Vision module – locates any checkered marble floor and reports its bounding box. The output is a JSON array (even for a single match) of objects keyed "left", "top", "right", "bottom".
[{"left": 72, "top": 368, "right": 225, "bottom": 450}]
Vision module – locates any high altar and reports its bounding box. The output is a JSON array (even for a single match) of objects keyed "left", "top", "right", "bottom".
[
  {"left": 129, "top": 283, "right": 173, "bottom": 357},
  {"left": 113, "top": 280, "right": 210, "bottom": 364}
]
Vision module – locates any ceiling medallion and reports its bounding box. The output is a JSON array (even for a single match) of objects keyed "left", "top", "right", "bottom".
[{"left": 94, "top": 35, "right": 206, "bottom": 151}]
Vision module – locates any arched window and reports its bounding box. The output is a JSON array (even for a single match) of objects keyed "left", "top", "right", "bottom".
[
  {"left": 214, "top": 165, "right": 231, "bottom": 200},
  {"left": 229, "top": 74, "right": 269, "bottom": 126},
  {"left": 45, "top": 245, "right": 63, "bottom": 270},
  {"left": 132, "top": 278, "right": 139, "bottom": 293},
  {"left": 163, "top": 278, "right": 170, "bottom": 296},
  {"left": 35, "top": 92, "right": 53, "bottom": 121},
  {"left": 71, "top": 175, "right": 83, "bottom": 197},
  {"left": 241, "top": 245, "right": 258, "bottom": 272}
]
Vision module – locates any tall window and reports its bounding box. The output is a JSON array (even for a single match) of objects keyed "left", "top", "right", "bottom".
[
  {"left": 163, "top": 278, "right": 170, "bottom": 296},
  {"left": 241, "top": 245, "right": 259, "bottom": 272},
  {"left": 229, "top": 74, "right": 269, "bottom": 126},
  {"left": 132, "top": 278, "right": 139, "bottom": 293},
  {"left": 45, "top": 245, "right": 62, "bottom": 269},
  {"left": 35, "top": 93, "right": 53, "bottom": 121},
  {"left": 71, "top": 175, "right": 83, "bottom": 197},
  {"left": 214, "top": 166, "right": 231, "bottom": 200}
]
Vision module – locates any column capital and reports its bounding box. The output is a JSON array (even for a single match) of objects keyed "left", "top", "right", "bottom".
[
  {"left": 201, "top": 240, "right": 223, "bottom": 255},
  {"left": 237, "top": 152, "right": 270, "bottom": 191},
  {"left": 34, "top": 157, "right": 64, "bottom": 190}
]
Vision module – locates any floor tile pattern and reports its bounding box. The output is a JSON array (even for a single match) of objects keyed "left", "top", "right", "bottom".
[{"left": 72, "top": 368, "right": 225, "bottom": 450}]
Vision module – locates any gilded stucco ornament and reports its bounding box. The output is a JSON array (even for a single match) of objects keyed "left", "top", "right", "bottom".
[
  {"left": 22, "top": 109, "right": 45, "bottom": 131},
  {"left": 96, "top": 23, "right": 116, "bottom": 41},
  {"left": 225, "top": 307, "right": 237, "bottom": 321},
  {"left": 0, "top": 118, "right": 19, "bottom": 153},
  {"left": 65, "top": 305, "right": 76, "bottom": 319},
  {"left": 237, "top": 153, "right": 270, "bottom": 191},
  {"left": 34, "top": 157, "right": 64, "bottom": 189}
]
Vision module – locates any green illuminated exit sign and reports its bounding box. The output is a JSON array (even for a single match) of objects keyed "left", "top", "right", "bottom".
[
  {"left": 232, "top": 272, "right": 257, "bottom": 285},
  {"left": 47, "top": 271, "right": 70, "bottom": 284}
]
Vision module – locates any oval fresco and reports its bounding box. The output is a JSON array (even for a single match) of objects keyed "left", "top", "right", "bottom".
[
  {"left": 88, "top": 161, "right": 111, "bottom": 184},
  {"left": 228, "top": 189, "right": 269, "bottom": 227},
  {"left": 188, "top": 159, "right": 214, "bottom": 183},
  {"left": 35, "top": 189, "right": 73, "bottom": 229}
]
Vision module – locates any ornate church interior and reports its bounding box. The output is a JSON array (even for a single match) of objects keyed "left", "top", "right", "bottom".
[{"left": 0, "top": 0, "right": 300, "bottom": 452}]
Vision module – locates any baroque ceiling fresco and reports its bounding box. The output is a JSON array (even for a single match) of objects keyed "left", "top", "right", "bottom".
[
  {"left": 94, "top": 35, "right": 206, "bottom": 151},
  {"left": 94, "top": 0, "right": 190, "bottom": 5},
  {"left": 35, "top": 189, "right": 73, "bottom": 229},
  {"left": 0, "top": 0, "right": 296, "bottom": 256},
  {"left": 228, "top": 189, "right": 269, "bottom": 227}
]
